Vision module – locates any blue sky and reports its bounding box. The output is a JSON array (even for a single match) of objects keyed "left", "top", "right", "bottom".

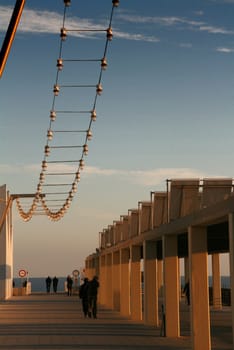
[{"left": 0, "top": 0, "right": 233, "bottom": 277}]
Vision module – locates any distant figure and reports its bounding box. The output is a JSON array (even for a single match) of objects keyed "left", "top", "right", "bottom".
[
  {"left": 66, "top": 275, "right": 73, "bottom": 296},
  {"left": 87, "top": 275, "right": 99, "bottom": 318},
  {"left": 183, "top": 281, "right": 190, "bottom": 305},
  {"left": 53, "top": 276, "right": 59, "bottom": 293},
  {"left": 46, "top": 276, "right": 52, "bottom": 293},
  {"left": 79, "top": 278, "right": 89, "bottom": 317}
]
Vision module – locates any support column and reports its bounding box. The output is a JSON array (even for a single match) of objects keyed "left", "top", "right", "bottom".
[
  {"left": 0, "top": 185, "right": 13, "bottom": 300},
  {"left": 113, "top": 251, "right": 120, "bottom": 311},
  {"left": 188, "top": 226, "right": 211, "bottom": 350},
  {"left": 228, "top": 213, "right": 234, "bottom": 348},
  {"left": 106, "top": 253, "right": 113, "bottom": 308},
  {"left": 212, "top": 253, "right": 222, "bottom": 309},
  {"left": 120, "top": 248, "right": 130, "bottom": 317},
  {"left": 144, "top": 240, "right": 158, "bottom": 325},
  {"left": 130, "top": 245, "right": 142, "bottom": 321},
  {"left": 99, "top": 254, "right": 106, "bottom": 305},
  {"left": 163, "top": 235, "right": 180, "bottom": 337}
]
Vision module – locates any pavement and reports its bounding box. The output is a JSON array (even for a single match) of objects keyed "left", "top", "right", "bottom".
[{"left": 0, "top": 293, "right": 232, "bottom": 350}]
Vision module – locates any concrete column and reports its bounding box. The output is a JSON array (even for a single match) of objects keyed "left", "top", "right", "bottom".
[
  {"left": 106, "top": 253, "right": 113, "bottom": 308},
  {"left": 113, "top": 251, "right": 120, "bottom": 311},
  {"left": 130, "top": 245, "right": 142, "bottom": 321},
  {"left": 188, "top": 226, "right": 211, "bottom": 350},
  {"left": 157, "top": 259, "right": 163, "bottom": 297},
  {"left": 99, "top": 254, "right": 106, "bottom": 305},
  {"left": 0, "top": 185, "right": 13, "bottom": 300},
  {"left": 143, "top": 240, "right": 158, "bottom": 325},
  {"left": 163, "top": 235, "right": 180, "bottom": 337},
  {"left": 120, "top": 248, "right": 130, "bottom": 317},
  {"left": 212, "top": 253, "right": 222, "bottom": 309},
  {"left": 228, "top": 213, "right": 234, "bottom": 348}
]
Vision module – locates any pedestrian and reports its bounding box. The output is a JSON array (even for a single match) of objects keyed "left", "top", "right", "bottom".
[
  {"left": 87, "top": 275, "right": 99, "bottom": 318},
  {"left": 66, "top": 275, "right": 73, "bottom": 296},
  {"left": 53, "top": 276, "right": 59, "bottom": 293},
  {"left": 46, "top": 276, "right": 52, "bottom": 293},
  {"left": 183, "top": 280, "right": 190, "bottom": 305},
  {"left": 79, "top": 278, "right": 89, "bottom": 317}
]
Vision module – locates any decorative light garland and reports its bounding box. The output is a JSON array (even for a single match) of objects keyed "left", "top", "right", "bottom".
[{"left": 16, "top": 0, "right": 119, "bottom": 221}]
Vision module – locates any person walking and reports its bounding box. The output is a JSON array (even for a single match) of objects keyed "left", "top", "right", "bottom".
[
  {"left": 183, "top": 280, "right": 190, "bottom": 305},
  {"left": 45, "top": 276, "right": 52, "bottom": 293},
  {"left": 53, "top": 276, "right": 59, "bottom": 293},
  {"left": 66, "top": 275, "right": 73, "bottom": 296},
  {"left": 87, "top": 275, "right": 99, "bottom": 318},
  {"left": 79, "top": 278, "right": 89, "bottom": 317}
]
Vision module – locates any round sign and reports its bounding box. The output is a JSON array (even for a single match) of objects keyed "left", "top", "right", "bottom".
[
  {"left": 72, "top": 269, "right": 79, "bottom": 277},
  {"left": 19, "top": 269, "right": 27, "bottom": 278}
]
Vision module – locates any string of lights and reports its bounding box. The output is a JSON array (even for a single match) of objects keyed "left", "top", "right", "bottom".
[{"left": 16, "top": 0, "right": 119, "bottom": 221}]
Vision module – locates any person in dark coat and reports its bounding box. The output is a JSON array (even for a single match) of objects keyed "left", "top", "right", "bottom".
[
  {"left": 46, "top": 276, "right": 52, "bottom": 293},
  {"left": 183, "top": 281, "right": 190, "bottom": 305},
  {"left": 66, "top": 275, "right": 73, "bottom": 296},
  {"left": 79, "top": 278, "right": 89, "bottom": 317},
  {"left": 53, "top": 276, "right": 59, "bottom": 293},
  {"left": 87, "top": 275, "right": 99, "bottom": 318}
]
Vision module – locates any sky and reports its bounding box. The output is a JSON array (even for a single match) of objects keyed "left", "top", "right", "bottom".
[{"left": 0, "top": 0, "right": 233, "bottom": 277}]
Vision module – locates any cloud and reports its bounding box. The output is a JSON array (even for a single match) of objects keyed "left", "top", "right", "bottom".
[
  {"left": 216, "top": 47, "right": 234, "bottom": 53},
  {"left": 0, "top": 163, "right": 207, "bottom": 187},
  {"left": 0, "top": 6, "right": 157, "bottom": 43},
  {"left": 117, "top": 12, "right": 234, "bottom": 36},
  {"left": 83, "top": 166, "right": 207, "bottom": 187},
  {"left": 199, "top": 25, "right": 234, "bottom": 34}
]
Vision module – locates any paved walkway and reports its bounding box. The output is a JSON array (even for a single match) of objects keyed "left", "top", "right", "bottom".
[{"left": 0, "top": 293, "right": 232, "bottom": 349}]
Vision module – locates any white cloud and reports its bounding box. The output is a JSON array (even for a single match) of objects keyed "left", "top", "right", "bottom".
[
  {"left": 0, "top": 163, "right": 207, "bottom": 187},
  {"left": 216, "top": 47, "right": 234, "bottom": 53},
  {"left": 0, "top": 6, "right": 158, "bottom": 43},
  {"left": 83, "top": 166, "right": 207, "bottom": 187}
]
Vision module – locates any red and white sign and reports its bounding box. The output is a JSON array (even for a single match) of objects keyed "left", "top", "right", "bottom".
[{"left": 18, "top": 269, "right": 27, "bottom": 278}]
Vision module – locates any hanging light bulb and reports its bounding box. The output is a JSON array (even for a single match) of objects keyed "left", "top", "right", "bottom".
[
  {"left": 44, "top": 145, "right": 50, "bottom": 156},
  {"left": 79, "top": 159, "right": 84, "bottom": 170},
  {"left": 75, "top": 171, "right": 81, "bottom": 181},
  {"left": 37, "top": 183, "right": 42, "bottom": 193},
  {"left": 87, "top": 130, "right": 92, "bottom": 140},
  {"left": 42, "top": 160, "right": 47, "bottom": 171},
  {"left": 69, "top": 191, "right": 74, "bottom": 198},
  {"left": 39, "top": 172, "right": 45, "bottom": 181},
  {"left": 83, "top": 144, "right": 88, "bottom": 155},
  {"left": 53, "top": 84, "right": 60, "bottom": 96},
  {"left": 50, "top": 110, "right": 56, "bottom": 121},
  {"left": 57, "top": 58, "right": 63, "bottom": 70},
  {"left": 112, "top": 0, "right": 120, "bottom": 6},
  {"left": 96, "top": 83, "right": 103, "bottom": 95},
  {"left": 60, "top": 27, "right": 67, "bottom": 40},
  {"left": 101, "top": 57, "right": 108, "bottom": 70},
  {"left": 47, "top": 129, "right": 53, "bottom": 140},
  {"left": 64, "top": 0, "right": 71, "bottom": 6},
  {"left": 72, "top": 182, "right": 77, "bottom": 192},
  {"left": 107, "top": 27, "right": 113, "bottom": 41},
  {"left": 91, "top": 110, "right": 97, "bottom": 121}
]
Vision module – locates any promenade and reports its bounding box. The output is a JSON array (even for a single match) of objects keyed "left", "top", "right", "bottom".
[{"left": 0, "top": 293, "right": 232, "bottom": 350}]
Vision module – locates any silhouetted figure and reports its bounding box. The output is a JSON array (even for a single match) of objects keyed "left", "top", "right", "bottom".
[
  {"left": 183, "top": 281, "right": 190, "bottom": 305},
  {"left": 87, "top": 275, "right": 99, "bottom": 318},
  {"left": 66, "top": 275, "right": 73, "bottom": 296},
  {"left": 46, "top": 276, "right": 52, "bottom": 293},
  {"left": 79, "top": 278, "right": 89, "bottom": 317},
  {"left": 53, "top": 276, "right": 59, "bottom": 293}
]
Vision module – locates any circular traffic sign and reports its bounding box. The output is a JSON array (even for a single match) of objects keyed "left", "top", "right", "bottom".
[
  {"left": 72, "top": 269, "right": 79, "bottom": 277},
  {"left": 18, "top": 269, "right": 27, "bottom": 278}
]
